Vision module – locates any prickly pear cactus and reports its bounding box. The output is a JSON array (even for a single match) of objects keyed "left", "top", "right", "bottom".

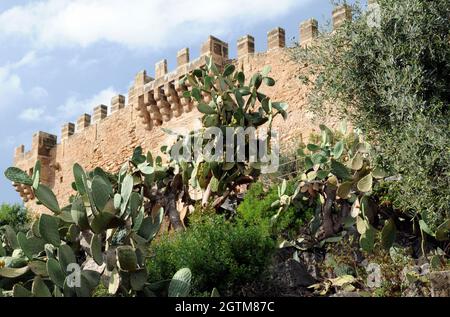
[
  {"left": 271, "top": 124, "right": 392, "bottom": 252},
  {"left": 167, "top": 57, "right": 289, "bottom": 209},
  {"left": 1, "top": 149, "right": 191, "bottom": 297}
]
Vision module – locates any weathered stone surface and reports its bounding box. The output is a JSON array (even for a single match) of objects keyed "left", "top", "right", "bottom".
[
  {"left": 300, "top": 251, "right": 322, "bottom": 280},
  {"left": 272, "top": 258, "right": 316, "bottom": 289},
  {"left": 267, "top": 27, "right": 285, "bottom": 50},
  {"left": 300, "top": 19, "right": 319, "bottom": 47},
  {"left": 61, "top": 123, "right": 75, "bottom": 140},
  {"left": 155, "top": 59, "right": 168, "bottom": 79},
  {"left": 111, "top": 94, "right": 125, "bottom": 113},
  {"left": 177, "top": 48, "right": 190, "bottom": 66},
  {"left": 93, "top": 105, "right": 108, "bottom": 123},
  {"left": 332, "top": 4, "right": 352, "bottom": 30},
  {"left": 77, "top": 114, "right": 91, "bottom": 131},
  {"left": 237, "top": 35, "right": 255, "bottom": 58}
]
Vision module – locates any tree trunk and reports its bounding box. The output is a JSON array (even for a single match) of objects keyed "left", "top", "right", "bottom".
[
  {"left": 165, "top": 191, "right": 184, "bottom": 232},
  {"left": 321, "top": 186, "right": 336, "bottom": 238},
  {"left": 333, "top": 201, "right": 350, "bottom": 233},
  {"left": 201, "top": 182, "right": 212, "bottom": 208},
  {"left": 210, "top": 176, "right": 253, "bottom": 209},
  {"left": 212, "top": 190, "right": 231, "bottom": 209}
]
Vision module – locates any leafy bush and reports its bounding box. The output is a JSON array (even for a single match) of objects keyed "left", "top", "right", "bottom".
[
  {"left": 237, "top": 182, "right": 314, "bottom": 238},
  {"left": 293, "top": 0, "right": 450, "bottom": 232},
  {"left": 146, "top": 214, "right": 275, "bottom": 296},
  {"left": 0, "top": 203, "right": 30, "bottom": 233}
]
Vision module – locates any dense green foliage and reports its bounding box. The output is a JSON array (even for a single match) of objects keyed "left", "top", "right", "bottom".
[
  {"left": 147, "top": 214, "right": 275, "bottom": 296},
  {"left": 293, "top": 0, "right": 450, "bottom": 231},
  {"left": 0, "top": 204, "right": 29, "bottom": 233},
  {"left": 237, "top": 182, "right": 314, "bottom": 238}
]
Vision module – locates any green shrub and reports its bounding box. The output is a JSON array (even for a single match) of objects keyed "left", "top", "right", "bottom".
[
  {"left": 293, "top": 0, "right": 450, "bottom": 232},
  {"left": 146, "top": 214, "right": 275, "bottom": 296},
  {"left": 0, "top": 203, "right": 30, "bottom": 233},
  {"left": 237, "top": 182, "right": 314, "bottom": 238}
]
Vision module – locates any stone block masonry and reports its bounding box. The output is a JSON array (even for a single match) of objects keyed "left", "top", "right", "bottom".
[
  {"left": 13, "top": 6, "right": 352, "bottom": 214},
  {"left": 300, "top": 19, "right": 319, "bottom": 47}
]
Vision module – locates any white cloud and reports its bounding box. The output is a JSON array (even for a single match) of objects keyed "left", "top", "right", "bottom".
[
  {"left": 15, "top": 86, "right": 117, "bottom": 138},
  {"left": 56, "top": 86, "right": 118, "bottom": 120},
  {"left": 30, "top": 86, "right": 49, "bottom": 100},
  {"left": 19, "top": 105, "right": 57, "bottom": 122},
  {"left": 0, "top": 67, "right": 24, "bottom": 109},
  {"left": 0, "top": 0, "right": 311, "bottom": 50},
  {"left": 17, "top": 87, "right": 118, "bottom": 133},
  {"left": 0, "top": 66, "right": 23, "bottom": 103},
  {"left": 12, "top": 51, "right": 37, "bottom": 69},
  {"left": 1, "top": 135, "right": 17, "bottom": 148},
  {"left": 0, "top": 51, "right": 44, "bottom": 109},
  {"left": 18, "top": 106, "right": 46, "bottom": 121},
  {"left": 68, "top": 55, "right": 98, "bottom": 69}
]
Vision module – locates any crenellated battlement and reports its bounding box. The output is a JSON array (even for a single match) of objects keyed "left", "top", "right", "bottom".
[
  {"left": 13, "top": 5, "right": 354, "bottom": 213},
  {"left": 17, "top": 4, "right": 351, "bottom": 150}
]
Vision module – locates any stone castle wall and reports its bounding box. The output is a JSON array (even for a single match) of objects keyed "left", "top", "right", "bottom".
[{"left": 13, "top": 5, "right": 353, "bottom": 214}]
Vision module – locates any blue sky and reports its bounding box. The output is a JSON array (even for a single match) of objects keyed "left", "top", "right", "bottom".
[{"left": 0, "top": 0, "right": 364, "bottom": 204}]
